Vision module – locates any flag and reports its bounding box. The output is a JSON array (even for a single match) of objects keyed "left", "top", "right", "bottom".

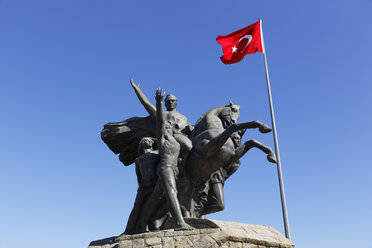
[{"left": 216, "top": 20, "right": 263, "bottom": 64}]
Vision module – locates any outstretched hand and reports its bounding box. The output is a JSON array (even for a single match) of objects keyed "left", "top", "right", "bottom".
[
  {"left": 130, "top": 78, "right": 140, "bottom": 89},
  {"left": 155, "top": 88, "right": 164, "bottom": 103}
]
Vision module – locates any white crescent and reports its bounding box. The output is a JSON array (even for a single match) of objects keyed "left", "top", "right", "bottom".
[{"left": 238, "top": 34, "right": 252, "bottom": 53}]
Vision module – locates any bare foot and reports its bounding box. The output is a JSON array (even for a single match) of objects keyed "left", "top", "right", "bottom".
[{"left": 174, "top": 222, "right": 194, "bottom": 231}]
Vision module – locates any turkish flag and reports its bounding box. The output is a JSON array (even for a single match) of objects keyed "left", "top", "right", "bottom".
[{"left": 216, "top": 21, "right": 263, "bottom": 64}]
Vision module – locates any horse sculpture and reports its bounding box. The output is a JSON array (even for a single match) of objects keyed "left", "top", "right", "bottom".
[{"left": 184, "top": 101, "right": 277, "bottom": 217}]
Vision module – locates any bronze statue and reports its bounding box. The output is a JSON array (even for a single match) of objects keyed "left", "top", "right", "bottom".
[{"left": 101, "top": 79, "right": 277, "bottom": 233}]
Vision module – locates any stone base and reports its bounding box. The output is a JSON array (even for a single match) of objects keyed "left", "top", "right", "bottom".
[{"left": 89, "top": 218, "right": 294, "bottom": 248}]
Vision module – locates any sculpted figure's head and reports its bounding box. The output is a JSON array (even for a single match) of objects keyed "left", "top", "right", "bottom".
[
  {"left": 138, "top": 137, "right": 155, "bottom": 155},
  {"left": 165, "top": 94, "right": 177, "bottom": 111},
  {"left": 231, "top": 133, "right": 242, "bottom": 147},
  {"left": 220, "top": 101, "right": 241, "bottom": 128}
]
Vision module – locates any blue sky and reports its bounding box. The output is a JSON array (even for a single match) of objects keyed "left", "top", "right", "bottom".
[{"left": 1, "top": 1, "right": 371, "bottom": 247}]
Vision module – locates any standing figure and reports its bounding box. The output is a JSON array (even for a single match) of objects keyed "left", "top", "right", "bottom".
[
  {"left": 124, "top": 137, "right": 160, "bottom": 234},
  {"left": 155, "top": 88, "right": 193, "bottom": 230},
  {"left": 137, "top": 89, "right": 193, "bottom": 232}
]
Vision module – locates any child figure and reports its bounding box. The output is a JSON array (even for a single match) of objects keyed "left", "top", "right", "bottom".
[{"left": 124, "top": 137, "right": 160, "bottom": 234}]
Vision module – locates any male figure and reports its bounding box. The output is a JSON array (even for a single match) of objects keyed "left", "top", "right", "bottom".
[
  {"left": 198, "top": 132, "right": 244, "bottom": 217},
  {"left": 124, "top": 137, "right": 160, "bottom": 234},
  {"left": 130, "top": 79, "right": 193, "bottom": 163},
  {"left": 137, "top": 89, "right": 193, "bottom": 232}
]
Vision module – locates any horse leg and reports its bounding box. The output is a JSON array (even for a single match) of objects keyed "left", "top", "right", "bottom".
[
  {"left": 204, "top": 121, "right": 271, "bottom": 158},
  {"left": 234, "top": 139, "right": 277, "bottom": 163},
  {"left": 233, "top": 120, "right": 272, "bottom": 133},
  {"left": 204, "top": 126, "right": 238, "bottom": 157}
]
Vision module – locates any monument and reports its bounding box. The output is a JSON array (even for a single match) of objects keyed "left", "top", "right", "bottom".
[{"left": 89, "top": 79, "right": 294, "bottom": 248}]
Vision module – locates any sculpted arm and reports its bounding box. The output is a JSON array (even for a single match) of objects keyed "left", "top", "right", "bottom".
[
  {"left": 135, "top": 158, "right": 142, "bottom": 186},
  {"left": 130, "top": 78, "right": 156, "bottom": 120},
  {"left": 155, "top": 88, "right": 165, "bottom": 141}
]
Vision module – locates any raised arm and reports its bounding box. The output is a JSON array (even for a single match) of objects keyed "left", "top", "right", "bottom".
[
  {"left": 155, "top": 88, "right": 165, "bottom": 141},
  {"left": 130, "top": 78, "right": 156, "bottom": 120}
]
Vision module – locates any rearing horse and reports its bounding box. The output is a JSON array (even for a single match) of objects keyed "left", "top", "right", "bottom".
[{"left": 184, "top": 101, "right": 276, "bottom": 216}]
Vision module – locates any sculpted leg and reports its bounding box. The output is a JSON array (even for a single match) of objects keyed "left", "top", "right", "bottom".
[
  {"left": 157, "top": 164, "right": 193, "bottom": 230},
  {"left": 136, "top": 181, "right": 165, "bottom": 233},
  {"left": 124, "top": 188, "right": 149, "bottom": 234},
  {"left": 234, "top": 139, "right": 276, "bottom": 163},
  {"left": 201, "top": 182, "right": 225, "bottom": 216},
  {"left": 150, "top": 204, "right": 169, "bottom": 230}
]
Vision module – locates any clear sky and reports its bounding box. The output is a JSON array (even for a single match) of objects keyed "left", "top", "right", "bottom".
[{"left": 1, "top": 1, "right": 371, "bottom": 247}]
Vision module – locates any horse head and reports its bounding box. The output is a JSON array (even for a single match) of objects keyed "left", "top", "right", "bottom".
[
  {"left": 191, "top": 101, "right": 241, "bottom": 139},
  {"left": 218, "top": 101, "right": 240, "bottom": 128}
]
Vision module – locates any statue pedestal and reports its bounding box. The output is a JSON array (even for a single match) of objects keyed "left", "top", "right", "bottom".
[{"left": 88, "top": 218, "right": 294, "bottom": 248}]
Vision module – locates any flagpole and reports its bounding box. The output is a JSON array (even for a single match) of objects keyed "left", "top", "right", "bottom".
[{"left": 259, "top": 18, "right": 291, "bottom": 240}]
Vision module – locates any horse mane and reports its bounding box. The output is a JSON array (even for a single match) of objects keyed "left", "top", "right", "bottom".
[
  {"left": 191, "top": 105, "right": 227, "bottom": 138},
  {"left": 194, "top": 106, "right": 225, "bottom": 127}
]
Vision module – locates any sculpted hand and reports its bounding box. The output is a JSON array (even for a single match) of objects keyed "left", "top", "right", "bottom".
[
  {"left": 130, "top": 78, "right": 140, "bottom": 89},
  {"left": 184, "top": 124, "right": 194, "bottom": 135},
  {"left": 155, "top": 88, "right": 164, "bottom": 103}
]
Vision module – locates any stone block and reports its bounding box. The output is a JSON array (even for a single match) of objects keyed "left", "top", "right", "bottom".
[
  {"left": 242, "top": 244, "right": 258, "bottom": 248},
  {"left": 132, "top": 238, "right": 144, "bottom": 248},
  {"left": 174, "top": 236, "right": 193, "bottom": 247},
  {"left": 188, "top": 234, "right": 201, "bottom": 243},
  {"left": 209, "top": 230, "right": 227, "bottom": 244},
  {"left": 161, "top": 237, "right": 174, "bottom": 248},
  {"left": 191, "top": 234, "right": 218, "bottom": 248},
  {"left": 119, "top": 240, "right": 132, "bottom": 248},
  {"left": 228, "top": 241, "right": 243, "bottom": 248},
  {"left": 145, "top": 237, "right": 161, "bottom": 246}
]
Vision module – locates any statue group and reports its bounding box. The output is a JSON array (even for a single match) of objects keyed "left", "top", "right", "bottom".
[{"left": 101, "top": 79, "right": 277, "bottom": 235}]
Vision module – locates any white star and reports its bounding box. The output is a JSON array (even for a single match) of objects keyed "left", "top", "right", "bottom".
[{"left": 232, "top": 46, "right": 238, "bottom": 53}]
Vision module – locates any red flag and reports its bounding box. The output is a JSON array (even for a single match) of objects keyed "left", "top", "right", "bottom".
[{"left": 216, "top": 21, "right": 263, "bottom": 64}]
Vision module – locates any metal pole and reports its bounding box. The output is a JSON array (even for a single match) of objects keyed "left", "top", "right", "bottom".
[{"left": 259, "top": 18, "right": 291, "bottom": 240}]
